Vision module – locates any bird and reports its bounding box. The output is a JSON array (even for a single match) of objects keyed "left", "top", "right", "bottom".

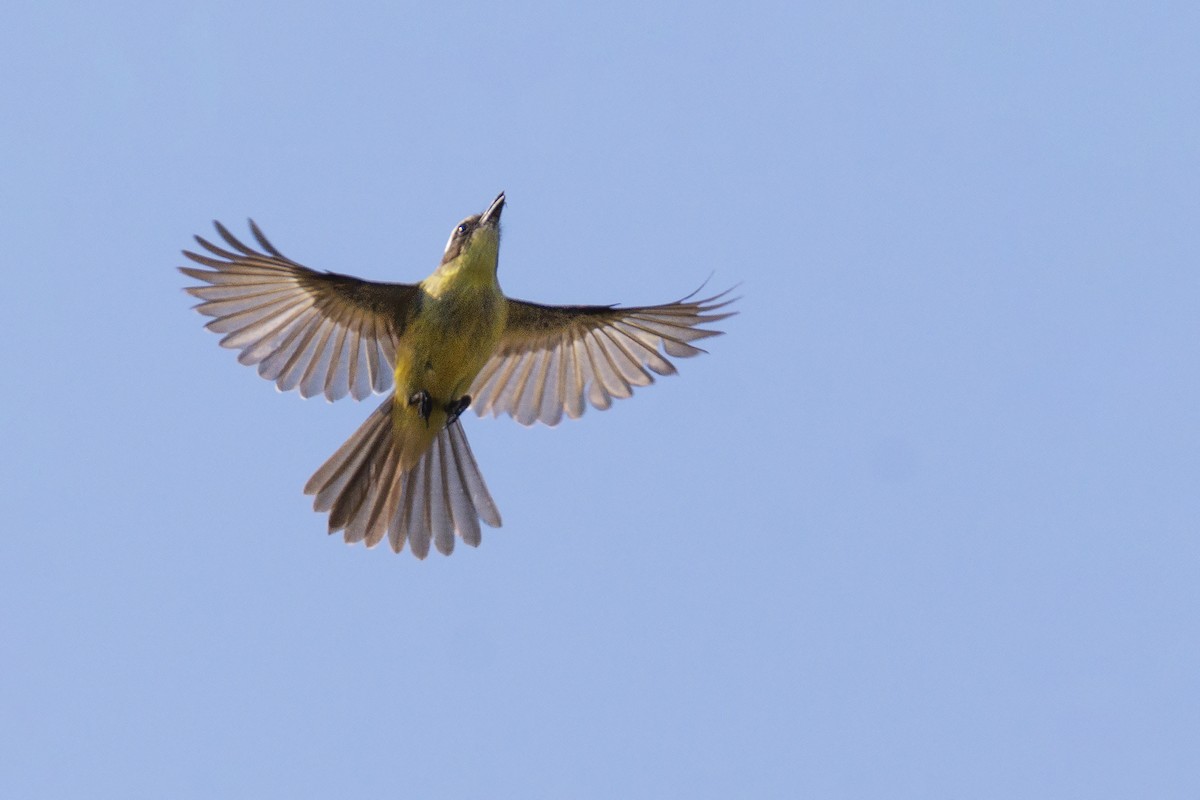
[{"left": 180, "top": 192, "right": 735, "bottom": 559}]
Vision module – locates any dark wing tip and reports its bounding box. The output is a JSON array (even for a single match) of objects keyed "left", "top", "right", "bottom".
[
  {"left": 248, "top": 218, "right": 287, "bottom": 259},
  {"left": 213, "top": 220, "right": 259, "bottom": 256}
]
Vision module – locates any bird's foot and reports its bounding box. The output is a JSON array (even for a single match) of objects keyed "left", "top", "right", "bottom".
[
  {"left": 408, "top": 390, "right": 432, "bottom": 426},
  {"left": 445, "top": 395, "right": 471, "bottom": 428}
]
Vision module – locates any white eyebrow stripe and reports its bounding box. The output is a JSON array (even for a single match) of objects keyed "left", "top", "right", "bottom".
[{"left": 443, "top": 220, "right": 474, "bottom": 255}]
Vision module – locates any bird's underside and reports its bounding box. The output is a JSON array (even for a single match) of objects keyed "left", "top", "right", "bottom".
[{"left": 181, "top": 209, "right": 735, "bottom": 558}]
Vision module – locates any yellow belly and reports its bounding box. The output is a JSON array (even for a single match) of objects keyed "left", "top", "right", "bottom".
[{"left": 389, "top": 285, "right": 506, "bottom": 469}]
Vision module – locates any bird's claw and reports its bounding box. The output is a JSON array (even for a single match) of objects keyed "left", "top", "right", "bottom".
[
  {"left": 445, "top": 395, "right": 471, "bottom": 427},
  {"left": 409, "top": 390, "right": 432, "bottom": 426}
]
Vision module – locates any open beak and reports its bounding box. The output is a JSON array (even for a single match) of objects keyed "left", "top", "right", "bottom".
[{"left": 481, "top": 191, "right": 506, "bottom": 227}]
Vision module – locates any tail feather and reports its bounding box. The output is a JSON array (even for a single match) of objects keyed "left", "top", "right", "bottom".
[
  {"left": 426, "top": 436, "right": 456, "bottom": 556},
  {"left": 327, "top": 416, "right": 393, "bottom": 531},
  {"left": 305, "top": 407, "right": 386, "bottom": 512},
  {"left": 399, "top": 451, "right": 433, "bottom": 557},
  {"left": 448, "top": 420, "right": 502, "bottom": 529},
  {"left": 304, "top": 398, "right": 502, "bottom": 558},
  {"left": 355, "top": 440, "right": 403, "bottom": 548},
  {"left": 342, "top": 433, "right": 400, "bottom": 547}
]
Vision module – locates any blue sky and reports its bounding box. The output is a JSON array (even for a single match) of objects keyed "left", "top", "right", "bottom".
[{"left": 2, "top": 1, "right": 1198, "bottom": 797}]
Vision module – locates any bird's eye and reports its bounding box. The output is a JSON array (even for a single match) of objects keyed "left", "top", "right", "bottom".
[{"left": 456, "top": 223, "right": 469, "bottom": 235}]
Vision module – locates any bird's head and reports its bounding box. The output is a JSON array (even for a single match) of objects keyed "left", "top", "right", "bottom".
[{"left": 440, "top": 192, "right": 505, "bottom": 275}]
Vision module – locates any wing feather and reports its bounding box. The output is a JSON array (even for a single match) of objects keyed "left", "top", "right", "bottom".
[
  {"left": 180, "top": 220, "right": 419, "bottom": 401},
  {"left": 470, "top": 288, "right": 735, "bottom": 426}
]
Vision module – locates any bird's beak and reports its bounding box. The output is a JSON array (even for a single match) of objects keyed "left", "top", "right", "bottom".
[{"left": 481, "top": 192, "right": 505, "bottom": 227}]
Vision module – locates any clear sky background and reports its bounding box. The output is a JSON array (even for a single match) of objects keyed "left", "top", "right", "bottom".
[{"left": 2, "top": 2, "right": 1198, "bottom": 797}]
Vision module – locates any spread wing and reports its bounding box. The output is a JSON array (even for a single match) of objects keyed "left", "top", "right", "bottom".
[
  {"left": 469, "top": 287, "right": 736, "bottom": 426},
  {"left": 180, "top": 221, "right": 419, "bottom": 401}
]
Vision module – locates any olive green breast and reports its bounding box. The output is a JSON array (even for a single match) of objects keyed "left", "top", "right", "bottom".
[{"left": 394, "top": 284, "right": 507, "bottom": 403}]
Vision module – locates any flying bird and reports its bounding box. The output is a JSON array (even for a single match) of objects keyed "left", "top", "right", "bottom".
[{"left": 181, "top": 192, "right": 735, "bottom": 558}]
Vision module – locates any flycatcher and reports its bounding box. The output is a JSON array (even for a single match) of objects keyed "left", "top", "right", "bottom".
[{"left": 181, "top": 193, "right": 734, "bottom": 558}]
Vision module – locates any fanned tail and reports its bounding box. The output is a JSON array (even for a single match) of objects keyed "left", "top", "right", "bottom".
[{"left": 303, "top": 399, "right": 502, "bottom": 558}]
